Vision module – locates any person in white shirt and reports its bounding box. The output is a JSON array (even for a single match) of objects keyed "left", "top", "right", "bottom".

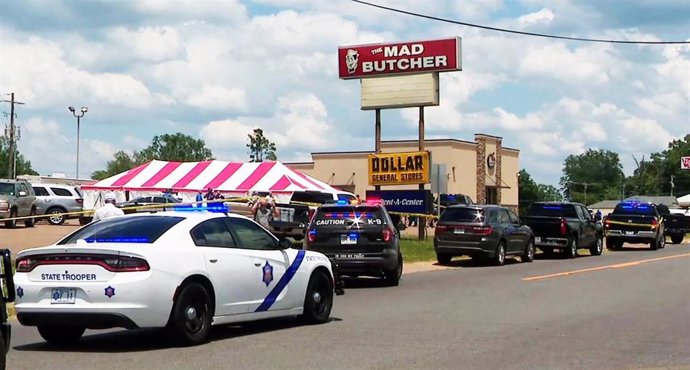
[{"left": 92, "top": 192, "right": 125, "bottom": 222}]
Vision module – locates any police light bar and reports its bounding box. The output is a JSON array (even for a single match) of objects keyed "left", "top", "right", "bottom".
[
  {"left": 173, "top": 205, "right": 230, "bottom": 213},
  {"left": 335, "top": 200, "right": 349, "bottom": 205},
  {"left": 82, "top": 237, "right": 150, "bottom": 243}
]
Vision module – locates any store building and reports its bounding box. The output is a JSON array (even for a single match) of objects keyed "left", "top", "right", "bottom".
[{"left": 287, "top": 133, "right": 520, "bottom": 210}]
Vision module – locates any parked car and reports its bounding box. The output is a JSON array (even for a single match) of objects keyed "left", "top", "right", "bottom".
[
  {"left": 304, "top": 200, "right": 403, "bottom": 286},
  {"left": 32, "top": 183, "right": 84, "bottom": 225},
  {"left": 0, "top": 179, "right": 37, "bottom": 228},
  {"left": 657, "top": 205, "right": 690, "bottom": 244},
  {"left": 434, "top": 205, "right": 534, "bottom": 266},
  {"left": 0, "top": 249, "right": 15, "bottom": 370},
  {"left": 522, "top": 202, "right": 603, "bottom": 258},
  {"left": 117, "top": 194, "right": 182, "bottom": 214},
  {"left": 604, "top": 201, "right": 665, "bottom": 250}
]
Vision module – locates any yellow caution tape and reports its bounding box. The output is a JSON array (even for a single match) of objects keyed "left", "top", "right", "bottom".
[{"left": 605, "top": 219, "right": 661, "bottom": 228}]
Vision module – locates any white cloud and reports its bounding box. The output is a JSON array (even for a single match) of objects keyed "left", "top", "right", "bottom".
[
  {"left": 518, "top": 8, "right": 554, "bottom": 26},
  {"left": 108, "top": 26, "right": 183, "bottom": 62},
  {"left": 185, "top": 84, "right": 248, "bottom": 112}
]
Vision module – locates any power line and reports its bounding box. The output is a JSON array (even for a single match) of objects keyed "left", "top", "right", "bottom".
[{"left": 351, "top": 0, "right": 690, "bottom": 45}]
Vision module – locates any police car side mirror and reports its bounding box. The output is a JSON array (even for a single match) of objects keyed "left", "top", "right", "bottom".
[{"left": 278, "top": 238, "right": 293, "bottom": 250}]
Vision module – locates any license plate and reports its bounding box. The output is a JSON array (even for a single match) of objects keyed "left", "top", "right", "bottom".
[
  {"left": 336, "top": 253, "right": 364, "bottom": 259},
  {"left": 51, "top": 288, "right": 76, "bottom": 304},
  {"left": 535, "top": 237, "right": 541, "bottom": 243},
  {"left": 340, "top": 234, "right": 357, "bottom": 245},
  {"left": 454, "top": 228, "right": 465, "bottom": 234},
  {"left": 625, "top": 231, "right": 635, "bottom": 235}
]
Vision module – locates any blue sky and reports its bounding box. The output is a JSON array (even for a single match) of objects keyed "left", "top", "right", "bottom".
[{"left": 1, "top": 0, "right": 688, "bottom": 187}]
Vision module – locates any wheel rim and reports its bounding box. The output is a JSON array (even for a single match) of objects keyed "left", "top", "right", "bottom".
[
  {"left": 310, "top": 276, "right": 329, "bottom": 315},
  {"left": 498, "top": 245, "right": 505, "bottom": 264},
  {"left": 527, "top": 242, "right": 534, "bottom": 260},
  {"left": 183, "top": 301, "right": 206, "bottom": 334},
  {"left": 571, "top": 240, "right": 577, "bottom": 256},
  {"left": 49, "top": 211, "right": 63, "bottom": 224},
  {"left": 597, "top": 238, "right": 603, "bottom": 253}
]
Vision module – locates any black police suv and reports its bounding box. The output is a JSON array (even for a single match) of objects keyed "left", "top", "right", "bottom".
[{"left": 304, "top": 201, "right": 403, "bottom": 286}]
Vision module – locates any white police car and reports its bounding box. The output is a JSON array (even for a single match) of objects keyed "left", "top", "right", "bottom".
[{"left": 13, "top": 206, "right": 343, "bottom": 346}]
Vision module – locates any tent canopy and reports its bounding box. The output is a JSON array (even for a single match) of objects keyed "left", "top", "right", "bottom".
[
  {"left": 678, "top": 193, "right": 690, "bottom": 207},
  {"left": 81, "top": 160, "right": 341, "bottom": 194}
]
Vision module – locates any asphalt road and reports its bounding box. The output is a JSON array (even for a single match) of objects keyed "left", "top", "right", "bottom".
[{"left": 7, "top": 243, "right": 690, "bottom": 370}]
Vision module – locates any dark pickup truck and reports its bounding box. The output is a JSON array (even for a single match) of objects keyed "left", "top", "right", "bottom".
[
  {"left": 665, "top": 213, "right": 689, "bottom": 244},
  {"left": 522, "top": 202, "right": 603, "bottom": 258},
  {"left": 604, "top": 201, "right": 665, "bottom": 250}
]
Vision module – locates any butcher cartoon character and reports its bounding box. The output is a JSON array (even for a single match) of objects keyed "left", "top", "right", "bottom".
[{"left": 345, "top": 49, "right": 359, "bottom": 74}]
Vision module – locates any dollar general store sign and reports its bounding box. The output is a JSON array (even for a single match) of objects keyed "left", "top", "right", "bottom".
[{"left": 368, "top": 151, "right": 430, "bottom": 186}]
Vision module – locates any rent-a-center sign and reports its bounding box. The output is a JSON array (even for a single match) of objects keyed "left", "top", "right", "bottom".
[{"left": 338, "top": 37, "right": 462, "bottom": 79}]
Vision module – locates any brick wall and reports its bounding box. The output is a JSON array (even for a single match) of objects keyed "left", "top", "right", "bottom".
[{"left": 475, "top": 137, "right": 486, "bottom": 204}]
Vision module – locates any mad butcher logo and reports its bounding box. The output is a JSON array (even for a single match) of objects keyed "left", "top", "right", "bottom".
[
  {"left": 362, "top": 43, "right": 448, "bottom": 74},
  {"left": 345, "top": 49, "right": 359, "bottom": 74}
]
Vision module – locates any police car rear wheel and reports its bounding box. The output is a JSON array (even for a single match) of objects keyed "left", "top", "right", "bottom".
[
  {"left": 300, "top": 270, "right": 332, "bottom": 325},
  {"left": 168, "top": 282, "right": 212, "bottom": 346},
  {"left": 37, "top": 325, "right": 85, "bottom": 345},
  {"left": 384, "top": 255, "right": 403, "bottom": 286}
]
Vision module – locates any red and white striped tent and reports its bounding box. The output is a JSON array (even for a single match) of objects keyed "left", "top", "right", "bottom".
[{"left": 81, "top": 160, "right": 341, "bottom": 209}]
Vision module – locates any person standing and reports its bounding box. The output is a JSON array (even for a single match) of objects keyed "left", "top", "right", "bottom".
[
  {"left": 251, "top": 196, "right": 280, "bottom": 229},
  {"left": 92, "top": 192, "right": 124, "bottom": 222},
  {"left": 195, "top": 191, "right": 203, "bottom": 207}
]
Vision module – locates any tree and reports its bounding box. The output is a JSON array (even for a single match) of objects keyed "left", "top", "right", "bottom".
[
  {"left": 91, "top": 133, "right": 214, "bottom": 180},
  {"left": 518, "top": 169, "right": 563, "bottom": 215},
  {"left": 91, "top": 151, "right": 138, "bottom": 180},
  {"left": 136, "top": 133, "right": 213, "bottom": 163},
  {"left": 247, "top": 128, "right": 277, "bottom": 162},
  {"left": 648, "top": 134, "right": 690, "bottom": 197},
  {"left": 0, "top": 137, "right": 38, "bottom": 178},
  {"left": 560, "top": 149, "right": 624, "bottom": 205}
]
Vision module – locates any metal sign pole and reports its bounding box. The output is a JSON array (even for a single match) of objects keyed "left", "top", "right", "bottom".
[
  {"left": 375, "top": 108, "right": 381, "bottom": 191},
  {"left": 418, "top": 106, "right": 425, "bottom": 240}
]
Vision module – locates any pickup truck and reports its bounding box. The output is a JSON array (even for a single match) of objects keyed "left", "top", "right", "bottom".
[
  {"left": 227, "top": 200, "right": 310, "bottom": 241},
  {"left": 663, "top": 208, "right": 690, "bottom": 244},
  {"left": 0, "top": 249, "right": 15, "bottom": 370},
  {"left": 604, "top": 201, "right": 665, "bottom": 250},
  {"left": 522, "top": 202, "right": 603, "bottom": 258}
]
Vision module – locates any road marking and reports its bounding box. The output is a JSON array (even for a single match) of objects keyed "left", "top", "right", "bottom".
[{"left": 523, "top": 252, "right": 690, "bottom": 281}]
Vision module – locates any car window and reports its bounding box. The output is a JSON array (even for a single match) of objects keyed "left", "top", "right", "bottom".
[
  {"left": 190, "top": 219, "right": 236, "bottom": 248},
  {"left": 225, "top": 217, "right": 278, "bottom": 250},
  {"left": 440, "top": 208, "right": 484, "bottom": 223},
  {"left": 485, "top": 209, "right": 497, "bottom": 224},
  {"left": 134, "top": 197, "right": 151, "bottom": 203},
  {"left": 612, "top": 203, "right": 657, "bottom": 216},
  {"left": 527, "top": 204, "right": 578, "bottom": 218},
  {"left": 58, "top": 215, "right": 184, "bottom": 244},
  {"left": 507, "top": 209, "right": 520, "bottom": 224},
  {"left": 33, "top": 186, "right": 50, "bottom": 196},
  {"left": 337, "top": 193, "right": 356, "bottom": 202},
  {"left": 291, "top": 191, "right": 333, "bottom": 205},
  {"left": 19, "top": 182, "right": 30, "bottom": 195},
  {"left": 580, "top": 206, "right": 592, "bottom": 221},
  {"left": 51, "top": 187, "right": 73, "bottom": 197},
  {"left": 314, "top": 206, "right": 388, "bottom": 227},
  {"left": 153, "top": 196, "right": 168, "bottom": 203},
  {"left": 0, "top": 183, "right": 14, "bottom": 196},
  {"left": 497, "top": 209, "right": 510, "bottom": 224}
]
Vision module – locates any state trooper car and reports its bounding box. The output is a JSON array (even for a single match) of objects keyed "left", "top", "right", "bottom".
[{"left": 13, "top": 206, "right": 343, "bottom": 346}]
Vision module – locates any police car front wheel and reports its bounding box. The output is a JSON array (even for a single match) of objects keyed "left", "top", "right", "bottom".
[{"left": 300, "top": 270, "right": 332, "bottom": 325}]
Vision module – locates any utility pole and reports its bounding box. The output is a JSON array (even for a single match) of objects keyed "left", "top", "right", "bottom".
[
  {"left": 2, "top": 93, "right": 25, "bottom": 179},
  {"left": 670, "top": 175, "right": 674, "bottom": 197}
]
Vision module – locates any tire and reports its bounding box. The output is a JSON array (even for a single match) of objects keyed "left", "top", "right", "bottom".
[
  {"left": 670, "top": 234, "right": 684, "bottom": 245},
  {"left": 24, "top": 207, "right": 36, "bottom": 227},
  {"left": 4, "top": 209, "right": 16, "bottom": 228},
  {"left": 0, "top": 328, "right": 5, "bottom": 370},
  {"left": 37, "top": 325, "right": 85, "bottom": 345},
  {"left": 436, "top": 253, "right": 451, "bottom": 265},
  {"left": 590, "top": 236, "right": 604, "bottom": 256},
  {"left": 565, "top": 237, "right": 578, "bottom": 259},
  {"left": 384, "top": 255, "right": 403, "bottom": 286},
  {"left": 493, "top": 241, "right": 506, "bottom": 266},
  {"left": 606, "top": 238, "right": 622, "bottom": 251},
  {"left": 167, "top": 282, "right": 212, "bottom": 346},
  {"left": 522, "top": 239, "right": 535, "bottom": 263},
  {"left": 650, "top": 238, "right": 659, "bottom": 250},
  {"left": 658, "top": 236, "right": 665, "bottom": 249},
  {"left": 47, "top": 207, "right": 66, "bottom": 225},
  {"left": 300, "top": 270, "right": 333, "bottom": 324}
]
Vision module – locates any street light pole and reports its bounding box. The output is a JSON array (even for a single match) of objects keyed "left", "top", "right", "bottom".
[{"left": 68, "top": 106, "right": 88, "bottom": 180}]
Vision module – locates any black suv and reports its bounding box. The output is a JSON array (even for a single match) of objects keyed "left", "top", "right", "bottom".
[
  {"left": 434, "top": 205, "right": 535, "bottom": 266},
  {"left": 0, "top": 249, "right": 15, "bottom": 370},
  {"left": 304, "top": 201, "right": 403, "bottom": 286}
]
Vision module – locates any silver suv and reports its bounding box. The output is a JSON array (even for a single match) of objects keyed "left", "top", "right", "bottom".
[
  {"left": 0, "top": 179, "right": 37, "bottom": 228},
  {"left": 32, "top": 183, "right": 84, "bottom": 225}
]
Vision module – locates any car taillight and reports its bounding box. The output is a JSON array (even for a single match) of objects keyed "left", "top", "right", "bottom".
[
  {"left": 76, "top": 198, "right": 84, "bottom": 204},
  {"left": 382, "top": 228, "right": 393, "bottom": 242},
  {"left": 560, "top": 218, "right": 567, "bottom": 235},
  {"left": 435, "top": 225, "right": 448, "bottom": 235},
  {"left": 307, "top": 228, "right": 317, "bottom": 243},
  {"left": 650, "top": 219, "right": 658, "bottom": 228},
  {"left": 471, "top": 226, "right": 493, "bottom": 235},
  {"left": 15, "top": 254, "right": 150, "bottom": 273}
]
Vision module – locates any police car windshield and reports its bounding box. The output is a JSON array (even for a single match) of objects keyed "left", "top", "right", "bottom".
[
  {"left": 58, "top": 215, "right": 185, "bottom": 245},
  {"left": 315, "top": 206, "right": 387, "bottom": 226},
  {"left": 612, "top": 203, "right": 657, "bottom": 216}
]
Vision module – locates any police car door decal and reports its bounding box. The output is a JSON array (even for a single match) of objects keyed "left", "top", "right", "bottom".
[{"left": 254, "top": 250, "right": 305, "bottom": 312}]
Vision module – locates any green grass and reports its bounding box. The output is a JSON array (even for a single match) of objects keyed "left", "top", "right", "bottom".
[{"left": 400, "top": 237, "right": 436, "bottom": 262}]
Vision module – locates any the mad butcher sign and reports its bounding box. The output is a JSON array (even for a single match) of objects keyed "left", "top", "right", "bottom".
[{"left": 338, "top": 37, "right": 462, "bottom": 79}]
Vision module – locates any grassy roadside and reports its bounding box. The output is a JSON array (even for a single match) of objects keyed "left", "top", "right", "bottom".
[{"left": 400, "top": 237, "right": 436, "bottom": 262}]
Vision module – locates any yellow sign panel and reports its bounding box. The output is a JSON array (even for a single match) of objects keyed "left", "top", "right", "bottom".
[{"left": 368, "top": 151, "right": 430, "bottom": 186}]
